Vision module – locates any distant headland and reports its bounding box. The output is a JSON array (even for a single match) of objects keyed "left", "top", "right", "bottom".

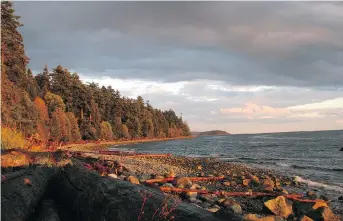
[{"left": 192, "top": 130, "right": 229, "bottom": 137}]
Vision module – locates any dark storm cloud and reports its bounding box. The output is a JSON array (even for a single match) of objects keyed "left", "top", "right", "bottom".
[{"left": 14, "top": 2, "right": 343, "bottom": 87}]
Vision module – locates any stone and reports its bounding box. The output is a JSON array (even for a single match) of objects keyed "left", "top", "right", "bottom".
[
  {"left": 262, "top": 178, "right": 275, "bottom": 192},
  {"left": 155, "top": 175, "right": 165, "bottom": 179},
  {"left": 208, "top": 174, "right": 214, "bottom": 177},
  {"left": 228, "top": 203, "right": 243, "bottom": 215},
  {"left": 202, "top": 202, "right": 212, "bottom": 208},
  {"left": 306, "top": 191, "right": 317, "bottom": 199},
  {"left": 139, "top": 174, "right": 151, "bottom": 182},
  {"left": 319, "top": 195, "right": 329, "bottom": 201},
  {"left": 264, "top": 196, "right": 293, "bottom": 218},
  {"left": 200, "top": 172, "right": 205, "bottom": 177},
  {"left": 223, "top": 181, "right": 231, "bottom": 186},
  {"left": 200, "top": 186, "right": 207, "bottom": 190},
  {"left": 127, "top": 176, "right": 140, "bottom": 185},
  {"left": 207, "top": 207, "right": 220, "bottom": 213},
  {"left": 338, "top": 196, "right": 343, "bottom": 201},
  {"left": 162, "top": 183, "right": 174, "bottom": 188},
  {"left": 217, "top": 198, "right": 226, "bottom": 204},
  {"left": 312, "top": 201, "right": 328, "bottom": 210},
  {"left": 250, "top": 175, "right": 260, "bottom": 184},
  {"left": 306, "top": 207, "right": 340, "bottom": 221},
  {"left": 167, "top": 170, "right": 176, "bottom": 178},
  {"left": 185, "top": 191, "right": 197, "bottom": 200},
  {"left": 300, "top": 216, "right": 314, "bottom": 221},
  {"left": 191, "top": 184, "right": 201, "bottom": 189},
  {"left": 189, "top": 197, "right": 197, "bottom": 203},
  {"left": 108, "top": 173, "right": 118, "bottom": 179},
  {"left": 199, "top": 194, "right": 215, "bottom": 204},
  {"left": 172, "top": 177, "right": 192, "bottom": 188},
  {"left": 230, "top": 181, "right": 237, "bottom": 186},
  {"left": 197, "top": 165, "right": 203, "bottom": 170},
  {"left": 243, "top": 179, "right": 251, "bottom": 186},
  {"left": 243, "top": 214, "right": 284, "bottom": 221}
]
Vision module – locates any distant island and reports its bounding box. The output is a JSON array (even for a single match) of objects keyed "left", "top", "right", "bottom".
[{"left": 192, "top": 130, "right": 229, "bottom": 136}]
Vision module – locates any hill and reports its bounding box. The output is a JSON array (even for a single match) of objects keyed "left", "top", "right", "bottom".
[{"left": 196, "top": 130, "right": 229, "bottom": 136}]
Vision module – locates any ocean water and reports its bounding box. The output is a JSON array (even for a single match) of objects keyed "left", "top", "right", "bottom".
[{"left": 110, "top": 130, "right": 343, "bottom": 192}]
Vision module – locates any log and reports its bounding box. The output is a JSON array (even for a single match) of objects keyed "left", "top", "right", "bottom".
[
  {"left": 1, "top": 167, "right": 58, "bottom": 221},
  {"left": 50, "top": 162, "right": 242, "bottom": 221}
]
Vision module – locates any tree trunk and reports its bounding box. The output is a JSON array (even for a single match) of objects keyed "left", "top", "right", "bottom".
[{"left": 50, "top": 162, "right": 240, "bottom": 221}]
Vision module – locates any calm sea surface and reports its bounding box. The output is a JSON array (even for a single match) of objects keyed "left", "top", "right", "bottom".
[{"left": 110, "top": 130, "right": 343, "bottom": 192}]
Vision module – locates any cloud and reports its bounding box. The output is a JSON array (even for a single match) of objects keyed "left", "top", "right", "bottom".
[
  {"left": 14, "top": 2, "right": 343, "bottom": 88},
  {"left": 11, "top": 2, "right": 343, "bottom": 133}
]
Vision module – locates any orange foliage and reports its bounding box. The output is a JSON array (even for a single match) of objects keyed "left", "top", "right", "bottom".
[{"left": 33, "top": 97, "right": 49, "bottom": 121}]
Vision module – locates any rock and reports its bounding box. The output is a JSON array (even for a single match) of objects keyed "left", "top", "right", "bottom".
[
  {"left": 223, "top": 181, "right": 231, "bottom": 186},
  {"left": 243, "top": 179, "right": 251, "bottom": 186},
  {"left": 300, "top": 216, "right": 314, "bottom": 221},
  {"left": 207, "top": 207, "right": 220, "bottom": 213},
  {"left": 199, "top": 194, "right": 215, "bottom": 204},
  {"left": 306, "top": 191, "right": 317, "bottom": 199},
  {"left": 185, "top": 191, "right": 197, "bottom": 200},
  {"left": 338, "top": 196, "right": 343, "bottom": 201},
  {"left": 197, "top": 165, "right": 203, "bottom": 170},
  {"left": 200, "top": 186, "right": 207, "bottom": 190},
  {"left": 264, "top": 196, "right": 293, "bottom": 218},
  {"left": 200, "top": 172, "right": 205, "bottom": 177},
  {"left": 177, "top": 184, "right": 185, "bottom": 188},
  {"left": 155, "top": 175, "right": 165, "bottom": 179},
  {"left": 340, "top": 147, "right": 343, "bottom": 151},
  {"left": 162, "top": 183, "right": 174, "bottom": 188},
  {"left": 228, "top": 204, "right": 243, "bottom": 215},
  {"left": 230, "top": 181, "right": 237, "bottom": 186},
  {"left": 306, "top": 206, "right": 340, "bottom": 221},
  {"left": 202, "top": 202, "right": 212, "bottom": 208},
  {"left": 189, "top": 197, "right": 197, "bottom": 203},
  {"left": 217, "top": 198, "right": 226, "bottom": 204},
  {"left": 319, "top": 195, "right": 329, "bottom": 201},
  {"left": 108, "top": 173, "right": 118, "bottom": 179},
  {"left": 243, "top": 214, "right": 284, "bottom": 221},
  {"left": 139, "top": 174, "right": 151, "bottom": 182},
  {"left": 167, "top": 170, "right": 176, "bottom": 178},
  {"left": 208, "top": 174, "right": 214, "bottom": 177},
  {"left": 191, "top": 184, "right": 201, "bottom": 189},
  {"left": 250, "top": 175, "right": 260, "bottom": 185},
  {"left": 127, "top": 176, "right": 140, "bottom": 185},
  {"left": 172, "top": 176, "right": 192, "bottom": 188},
  {"left": 262, "top": 178, "right": 275, "bottom": 192}
]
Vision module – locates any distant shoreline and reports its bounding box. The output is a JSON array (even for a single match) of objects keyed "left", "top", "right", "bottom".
[{"left": 60, "top": 136, "right": 194, "bottom": 151}]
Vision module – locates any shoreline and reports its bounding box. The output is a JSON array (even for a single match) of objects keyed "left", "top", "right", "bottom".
[{"left": 60, "top": 136, "right": 194, "bottom": 152}]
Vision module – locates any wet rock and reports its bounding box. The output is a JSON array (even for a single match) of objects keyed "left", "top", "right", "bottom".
[
  {"left": 338, "top": 196, "right": 343, "bottom": 201},
  {"left": 340, "top": 147, "right": 343, "bottom": 151},
  {"left": 262, "top": 178, "right": 275, "bottom": 192},
  {"left": 199, "top": 194, "right": 215, "bottom": 204},
  {"left": 172, "top": 176, "right": 192, "bottom": 188},
  {"left": 306, "top": 207, "right": 340, "bottom": 221},
  {"left": 202, "top": 202, "right": 212, "bottom": 208},
  {"left": 108, "top": 173, "right": 118, "bottom": 179},
  {"left": 264, "top": 196, "right": 293, "bottom": 219},
  {"left": 127, "top": 176, "right": 140, "bottom": 185},
  {"left": 243, "top": 214, "right": 284, "bottom": 221},
  {"left": 300, "top": 216, "right": 314, "bottom": 221}
]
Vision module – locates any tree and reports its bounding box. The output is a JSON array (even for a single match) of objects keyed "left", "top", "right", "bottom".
[
  {"left": 33, "top": 97, "right": 49, "bottom": 142},
  {"left": 66, "top": 112, "right": 81, "bottom": 142},
  {"left": 35, "top": 65, "right": 51, "bottom": 97},
  {"left": 44, "top": 91, "right": 65, "bottom": 115},
  {"left": 121, "top": 124, "right": 131, "bottom": 139},
  {"left": 99, "top": 121, "right": 113, "bottom": 141},
  {"left": 142, "top": 118, "right": 154, "bottom": 138},
  {"left": 79, "top": 119, "right": 98, "bottom": 140},
  {"left": 50, "top": 108, "right": 70, "bottom": 142}
]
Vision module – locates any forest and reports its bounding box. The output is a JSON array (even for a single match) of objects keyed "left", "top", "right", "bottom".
[{"left": 1, "top": 2, "right": 190, "bottom": 149}]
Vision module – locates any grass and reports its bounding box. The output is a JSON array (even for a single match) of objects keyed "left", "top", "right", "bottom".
[{"left": 1, "top": 126, "right": 27, "bottom": 150}]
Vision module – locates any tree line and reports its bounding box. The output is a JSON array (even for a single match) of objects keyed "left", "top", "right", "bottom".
[{"left": 1, "top": 2, "right": 190, "bottom": 144}]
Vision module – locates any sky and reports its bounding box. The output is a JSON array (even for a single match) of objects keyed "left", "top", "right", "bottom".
[{"left": 14, "top": 2, "right": 343, "bottom": 134}]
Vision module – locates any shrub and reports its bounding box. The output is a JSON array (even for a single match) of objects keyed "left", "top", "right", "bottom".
[{"left": 1, "top": 126, "right": 27, "bottom": 149}]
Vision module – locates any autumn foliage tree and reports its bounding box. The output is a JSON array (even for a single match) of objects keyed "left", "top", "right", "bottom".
[{"left": 0, "top": 2, "right": 191, "bottom": 148}]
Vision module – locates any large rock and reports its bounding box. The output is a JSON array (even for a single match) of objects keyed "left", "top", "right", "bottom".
[
  {"left": 299, "top": 216, "right": 313, "bottom": 221},
  {"left": 243, "top": 214, "right": 284, "bottom": 221},
  {"left": 173, "top": 176, "right": 192, "bottom": 188},
  {"left": 306, "top": 207, "right": 340, "bottom": 221},
  {"left": 262, "top": 178, "right": 274, "bottom": 192},
  {"left": 264, "top": 196, "right": 292, "bottom": 219}
]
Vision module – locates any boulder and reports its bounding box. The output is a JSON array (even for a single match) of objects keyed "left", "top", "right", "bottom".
[
  {"left": 306, "top": 207, "right": 340, "bottom": 221},
  {"left": 173, "top": 176, "right": 192, "bottom": 188},
  {"left": 127, "top": 176, "right": 140, "bottom": 185},
  {"left": 299, "top": 216, "right": 314, "bottom": 221},
  {"left": 264, "top": 196, "right": 292, "bottom": 219}
]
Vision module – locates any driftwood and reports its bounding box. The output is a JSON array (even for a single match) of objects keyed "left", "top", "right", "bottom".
[
  {"left": 50, "top": 162, "right": 242, "bottom": 221},
  {"left": 1, "top": 167, "right": 57, "bottom": 221}
]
